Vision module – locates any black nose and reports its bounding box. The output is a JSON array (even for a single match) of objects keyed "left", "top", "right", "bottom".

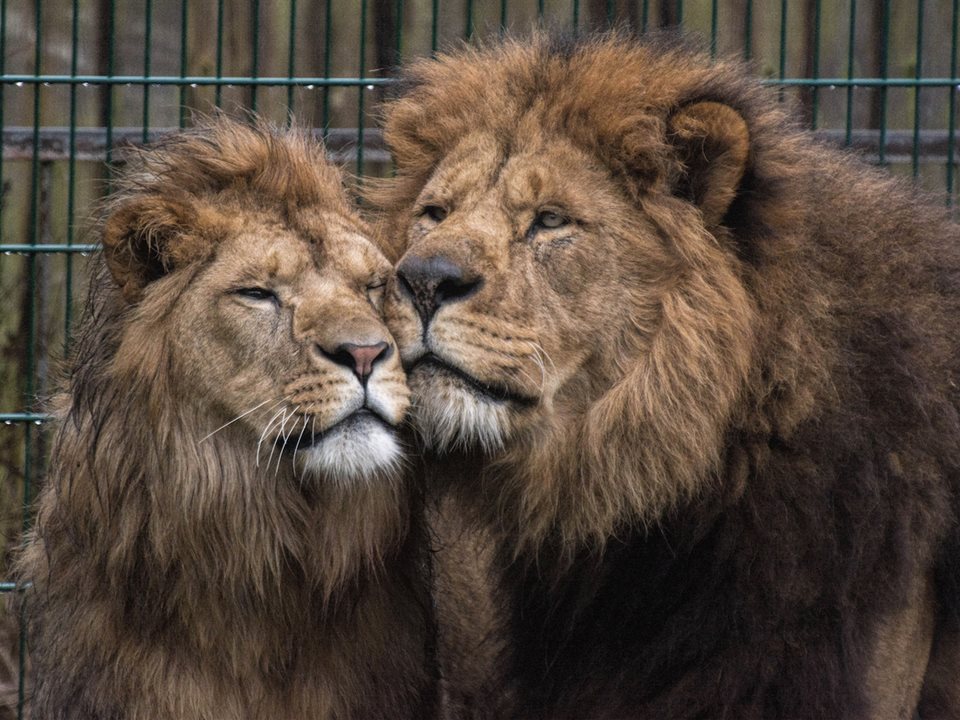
[
  {"left": 322, "top": 341, "right": 390, "bottom": 384},
  {"left": 395, "top": 254, "right": 483, "bottom": 325}
]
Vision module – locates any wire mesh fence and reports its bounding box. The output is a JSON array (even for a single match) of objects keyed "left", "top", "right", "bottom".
[{"left": 1, "top": 0, "right": 958, "bottom": 716}]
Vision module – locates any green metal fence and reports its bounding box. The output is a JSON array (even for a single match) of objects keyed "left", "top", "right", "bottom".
[{"left": 1, "top": 0, "right": 958, "bottom": 716}]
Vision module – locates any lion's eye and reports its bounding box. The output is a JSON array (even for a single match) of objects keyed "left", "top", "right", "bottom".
[
  {"left": 422, "top": 205, "right": 448, "bottom": 223},
  {"left": 534, "top": 210, "right": 568, "bottom": 230},
  {"left": 234, "top": 287, "right": 278, "bottom": 303},
  {"left": 366, "top": 281, "right": 386, "bottom": 310}
]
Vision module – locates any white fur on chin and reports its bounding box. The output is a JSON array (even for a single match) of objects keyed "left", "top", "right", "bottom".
[
  {"left": 298, "top": 420, "right": 402, "bottom": 483},
  {"left": 410, "top": 378, "right": 510, "bottom": 454}
]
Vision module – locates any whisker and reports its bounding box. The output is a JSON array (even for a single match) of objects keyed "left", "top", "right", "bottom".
[
  {"left": 256, "top": 409, "right": 283, "bottom": 467},
  {"left": 512, "top": 363, "right": 544, "bottom": 395},
  {"left": 275, "top": 406, "right": 300, "bottom": 476},
  {"left": 257, "top": 408, "right": 287, "bottom": 469},
  {"left": 200, "top": 396, "right": 283, "bottom": 443},
  {"left": 531, "top": 341, "right": 558, "bottom": 375},
  {"left": 292, "top": 414, "right": 309, "bottom": 473}
]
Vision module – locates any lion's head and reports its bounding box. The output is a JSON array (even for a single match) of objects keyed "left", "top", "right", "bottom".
[
  {"left": 372, "top": 34, "right": 830, "bottom": 546},
  {"left": 98, "top": 118, "right": 408, "bottom": 484}
]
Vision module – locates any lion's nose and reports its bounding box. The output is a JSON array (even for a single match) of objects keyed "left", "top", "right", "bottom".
[
  {"left": 321, "top": 341, "right": 390, "bottom": 384},
  {"left": 396, "top": 254, "right": 483, "bottom": 325}
]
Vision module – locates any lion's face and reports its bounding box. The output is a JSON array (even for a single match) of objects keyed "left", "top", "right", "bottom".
[
  {"left": 167, "top": 210, "right": 408, "bottom": 481},
  {"left": 386, "top": 132, "right": 673, "bottom": 452}
]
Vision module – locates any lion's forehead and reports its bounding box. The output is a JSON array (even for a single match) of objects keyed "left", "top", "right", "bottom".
[
  {"left": 430, "top": 132, "right": 613, "bottom": 218},
  {"left": 216, "top": 215, "right": 386, "bottom": 290}
]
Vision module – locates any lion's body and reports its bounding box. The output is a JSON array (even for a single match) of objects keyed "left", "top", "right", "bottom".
[
  {"left": 374, "top": 34, "right": 960, "bottom": 718},
  {"left": 16, "top": 120, "right": 434, "bottom": 720}
]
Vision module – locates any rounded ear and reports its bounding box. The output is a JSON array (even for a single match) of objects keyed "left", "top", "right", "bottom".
[
  {"left": 101, "top": 196, "right": 196, "bottom": 303},
  {"left": 668, "top": 101, "right": 750, "bottom": 227}
]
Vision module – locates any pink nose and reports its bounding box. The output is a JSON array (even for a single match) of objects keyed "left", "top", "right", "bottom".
[{"left": 331, "top": 341, "right": 390, "bottom": 383}]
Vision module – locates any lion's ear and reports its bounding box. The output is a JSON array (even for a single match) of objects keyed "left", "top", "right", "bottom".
[
  {"left": 668, "top": 101, "right": 750, "bottom": 227},
  {"left": 101, "top": 196, "right": 199, "bottom": 303}
]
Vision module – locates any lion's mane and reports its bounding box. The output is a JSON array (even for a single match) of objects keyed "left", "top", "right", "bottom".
[
  {"left": 15, "top": 120, "right": 433, "bottom": 720},
  {"left": 376, "top": 33, "right": 960, "bottom": 718}
]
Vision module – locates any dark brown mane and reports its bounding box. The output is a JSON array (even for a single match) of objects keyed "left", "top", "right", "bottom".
[{"left": 377, "top": 32, "right": 960, "bottom": 718}]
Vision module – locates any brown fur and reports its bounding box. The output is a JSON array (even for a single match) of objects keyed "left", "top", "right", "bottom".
[
  {"left": 15, "top": 118, "right": 434, "bottom": 720},
  {"left": 371, "top": 32, "right": 960, "bottom": 718}
]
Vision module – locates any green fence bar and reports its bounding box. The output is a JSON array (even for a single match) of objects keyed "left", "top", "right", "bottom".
[
  {"left": 215, "top": 0, "right": 225, "bottom": 107},
  {"left": 143, "top": 0, "right": 153, "bottom": 144},
  {"left": 0, "top": 0, "right": 5, "bottom": 232},
  {"left": 0, "top": 245, "right": 99, "bottom": 254},
  {"left": 323, "top": 0, "right": 334, "bottom": 133},
  {"left": 913, "top": 0, "right": 924, "bottom": 176},
  {"left": 2, "top": 74, "right": 393, "bottom": 87},
  {"left": 3, "top": 74, "right": 955, "bottom": 89},
  {"left": 358, "top": 0, "right": 368, "bottom": 173},
  {"left": 710, "top": 0, "right": 718, "bottom": 57},
  {"left": 251, "top": 0, "right": 260, "bottom": 113},
  {"left": 0, "top": 414, "right": 50, "bottom": 424},
  {"left": 287, "top": 0, "right": 297, "bottom": 116},
  {"left": 810, "top": 0, "right": 821, "bottom": 128},
  {"left": 778, "top": 0, "right": 786, "bottom": 98},
  {"left": 949, "top": 0, "right": 959, "bottom": 205},
  {"left": 105, "top": 0, "right": 115, "bottom": 169},
  {"left": 845, "top": 0, "right": 857, "bottom": 145},
  {"left": 65, "top": 0, "right": 80, "bottom": 352},
  {"left": 179, "top": 0, "right": 188, "bottom": 127},
  {"left": 878, "top": 0, "right": 891, "bottom": 165}
]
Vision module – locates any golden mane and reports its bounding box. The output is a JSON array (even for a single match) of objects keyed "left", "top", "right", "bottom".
[
  {"left": 16, "top": 118, "right": 431, "bottom": 719},
  {"left": 371, "top": 33, "right": 834, "bottom": 549}
]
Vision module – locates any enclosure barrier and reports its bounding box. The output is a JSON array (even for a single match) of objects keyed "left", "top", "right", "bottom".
[{"left": 1, "top": 1, "right": 958, "bottom": 717}]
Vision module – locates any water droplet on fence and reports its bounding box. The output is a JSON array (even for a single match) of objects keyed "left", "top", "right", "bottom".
[
  {"left": 190, "top": 83, "right": 198, "bottom": 88},
  {"left": 82, "top": 82, "right": 90, "bottom": 87},
  {"left": 80, "top": 252, "right": 89, "bottom": 258},
  {"left": 306, "top": 84, "right": 315, "bottom": 90},
  {"left": 34, "top": 420, "right": 42, "bottom": 426},
  {"left": 829, "top": 84, "right": 837, "bottom": 90},
  {"left": 3, "top": 252, "right": 11, "bottom": 256},
  {"left": 15, "top": 82, "right": 24, "bottom": 87},
  {"left": 43, "top": 82, "right": 51, "bottom": 87},
  {"left": 366, "top": 84, "right": 375, "bottom": 91},
  {"left": 3, "top": 421, "right": 12, "bottom": 426}
]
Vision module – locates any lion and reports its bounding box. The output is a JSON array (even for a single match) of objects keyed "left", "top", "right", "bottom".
[
  {"left": 370, "top": 33, "right": 960, "bottom": 719},
  {"left": 14, "top": 118, "right": 436, "bottom": 720}
]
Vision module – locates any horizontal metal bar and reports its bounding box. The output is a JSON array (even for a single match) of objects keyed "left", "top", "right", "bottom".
[
  {"left": 0, "top": 583, "right": 33, "bottom": 592},
  {"left": 0, "top": 414, "right": 50, "bottom": 423},
  {"left": 3, "top": 74, "right": 393, "bottom": 87},
  {"left": 771, "top": 77, "right": 960, "bottom": 88},
  {"left": 2, "top": 127, "right": 388, "bottom": 163},
  {"left": 3, "top": 128, "right": 956, "bottom": 164},
  {"left": 4, "top": 74, "right": 960, "bottom": 89},
  {"left": 0, "top": 244, "right": 98, "bottom": 254},
  {"left": 818, "top": 128, "right": 960, "bottom": 158}
]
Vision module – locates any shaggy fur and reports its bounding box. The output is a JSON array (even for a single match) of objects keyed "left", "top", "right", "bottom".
[
  {"left": 15, "top": 118, "right": 435, "bottom": 720},
  {"left": 371, "top": 32, "right": 960, "bottom": 719}
]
